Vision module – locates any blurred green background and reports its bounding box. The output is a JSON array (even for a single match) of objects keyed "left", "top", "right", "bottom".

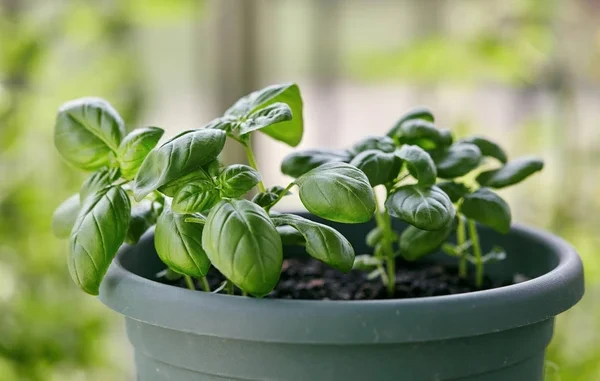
[{"left": 1, "top": 0, "right": 599, "bottom": 380}]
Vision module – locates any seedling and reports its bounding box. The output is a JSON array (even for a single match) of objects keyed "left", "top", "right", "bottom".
[
  {"left": 283, "top": 107, "right": 544, "bottom": 294},
  {"left": 52, "top": 84, "right": 376, "bottom": 296}
]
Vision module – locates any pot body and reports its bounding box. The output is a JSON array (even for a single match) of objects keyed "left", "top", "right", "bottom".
[{"left": 100, "top": 216, "right": 584, "bottom": 381}]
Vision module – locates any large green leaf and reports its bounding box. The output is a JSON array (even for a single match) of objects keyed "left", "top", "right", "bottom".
[
  {"left": 133, "top": 129, "right": 226, "bottom": 201},
  {"left": 54, "top": 97, "right": 125, "bottom": 170},
  {"left": 432, "top": 143, "right": 482, "bottom": 179},
  {"left": 399, "top": 222, "right": 453, "bottom": 261},
  {"left": 80, "top": 167, "right": 120, "bottom": 203},
  {"left": 155, "top": 205, "right": 210, "bottom": 277},
  {"left": 238, "top": 103, "right": 292, "bottom": 136},
  {"left": 461, "top": 136, "right": 507, "bottom": 164},
  {"left": 69, "top": 186, "right": 131, "bottom": 295},
  {"left": 172, "top": 181, "right": 220, "bottom": 214},
  {"left": 295, "top": 162, "right": 376, "bottom": 224},
  {"left": 158, "top": 166, "right": 213, "bottom": 197},
  {"left": 276, "top": 225, "right": 306, "bottom": 246},
  {"left": 395, "top": 145, "right": 437, "bottom": 185},
  {"left": 386, "top": 106, "right": 434, "bottom": 138},
  {"left": 218, "top": 164, "right": 261, "bottom": 198},
  {"left": 385, "top": 184, "right": 455, "bottom": 230},
  {"left": 281, "top": 149, "right": 352, "bottom": 178},
  {"left": 272, "top": 214, "right": 355, "bottom": 272},
  {"left": 51, "top": 194, "right": 81, "bottom": 239},
  {"left": 476, "top": 156, "right": 544, "bottom": 189},
  {"left": 350, "top": 136, "right": 396, "bottom": 155},
  {"left": 125, "top": 200, "right": 160, "bottom": 244},
  {"left": 117, "top": 126, "right": 165, "bottom": 180},
  {"left": 461, "top": 188, "right": 511, "bottom": 234},
  {"left": 202, "top": 199, "right": 283, "bottom": 296},
  {"left": 225, "top": 83, "right": 304, "bottom": 147},
  {"left": 349, "top": 149, "right": 402, "bottom": 186},
  {"left": 394, "top": 119, "right": 446, "bottom": 148}
]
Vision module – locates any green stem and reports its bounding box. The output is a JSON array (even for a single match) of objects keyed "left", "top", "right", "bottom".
[
  {"left": 200, "top": 277, "right": 211, "bottom": 292},
  {"left": 184, "top": 275, "right": 195, "bottom": 291},
  {"left": 374, "top": 191, "right": 396, "bottom": 297},
  {"left": 243, "top": 136, "right": 266, "bottom": 193},
  {"left": 457, "top": 215, "right": 467, "bottom": 279},
  {"left": 225, "top": 280, "right": 234, "bottom": 295},
  {"left": 468, "top": 219, "right": 484, "bottom": 288}
]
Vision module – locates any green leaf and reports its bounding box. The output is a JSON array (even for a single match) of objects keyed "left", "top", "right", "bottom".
[
  {"left": 272, "top": 214, "right": 355, "bottom": 272},
  {"left": 202, "top": 199, "right": 283, "bottom": 296},
  {"left": 385, "top": 184, "right": 455, "bottom": 230},
  {"left": 439, "top": 129, "right": 454, "bottom": 147},
  {"left": 295, "top": 162, "right": 376, "bottom": 224},
  {"left": 238, "top": 102, "right": 293, "bottom": 135},
  {"left": 476, "top": 156, "right": 544, "bottom": 189},
  {"left": 350, "top": 136, "right": 396, "bottom": 155},
  {"left": 155, "top": 205, "right": 210, "bottom": 277},
  {"left": 399, "top": 222, "right": 453, "bottom": 261},
  {"left": 349, "top": 149, "right": 402, "bottom": 186},
  {"left": 226, "top": 83, "right": 304, "bottom": 147},
  {"left": 394, "top": 119, "right": 446, "bottom": 149},
  {"left": 281, "top": 149, "right": 352, "bottom": 178},
  {"left": 461, "top": 188, "right": 512, "bottom": 234},
  {"left": 172, "top": 181, "right": 220, "bottom": 214},
  {"left": 395, "top": 145, "right": 437, "bottom": 185},
  {"left": 253, "top": 186, "right": 292, "bottom": 208},
  {"left": 117, "top": 126, "right": 165, "bottom": 180},
  {"left": 276, "top": 225, "right": 306, "bottom": 246},
  {"left": 204, "top": 116, "right": 237, "bottom": 132},
  {"left": 432, "top": 143, "right": 482, "bottom": 179},
  {"left": 437, "top": 181, "right": 471, "bottom": 203},
  {"left": 352, "top": 255, "right": 383, "bottom": 270},
  {"left": 461, "top": 136, "right": 507, "bottom": 164},
  {"left": 218, "top": 164, "right": 261, "bottom": 198},
  {"left": 80, "top": 167, "right": 120, "bottom": 203},
  {"left": 52, "top": 194, "right": 81, "bottom": 239},
  {"left": 158, "top": 167, "right": 212, "bottom": 197},
  {"left": 54, "top": 98, "right": 125, "bottom": 170},
  {"left": 386, "top": 106, "right": 435, "bottom": 138},
  {"left": 365, "top": 226, "right": 383, "bottom": 247},
  {"left": 133, "top": 129, "right": 226, "bottom": 201},
  {"left": 125, "top": 200, "right": 160, "bottom": 245},
  {"left": 69, "top": 186, "right": 131, "bottom": 295}
]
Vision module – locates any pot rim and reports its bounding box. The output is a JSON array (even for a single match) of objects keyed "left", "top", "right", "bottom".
[{"left": 99, "top": 222, "right": 584, "bottom": 344}]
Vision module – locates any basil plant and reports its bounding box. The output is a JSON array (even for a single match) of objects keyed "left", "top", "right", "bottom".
[
  {"left": 282, "top": 107, "right": 544, "bottom": 294},
  {"left": 52, "top": 84, "right": 377, "bottom": 297}
]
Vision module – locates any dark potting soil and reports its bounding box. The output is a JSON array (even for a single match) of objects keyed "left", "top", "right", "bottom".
[{"left": 164, "top": 257, "right": 509, "bottom": 300}]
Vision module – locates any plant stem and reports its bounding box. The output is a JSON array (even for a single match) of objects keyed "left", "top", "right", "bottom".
[
  {"left": 199, "top": 277, "right": 211, "bottom": 292},
  {"left": 184, "top": 275, "right": 195, "bottom": 291},
  {"left": 225, "top": 280, "right": 234, "bottom": 295},
  {"left": 467, "top": 219, "right": 484, "bottom": 288},
  {"left": 373, "top": 191, "right": 396, "bottom": 296},
  {"left": 457, "top": 215, "right": 467, "bottom": 279},
  {"left": 243, "top": 136, "right": 266, "bottom": 193}
]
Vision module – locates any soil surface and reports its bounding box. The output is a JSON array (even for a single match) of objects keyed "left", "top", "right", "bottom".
[{"left": 164, "top": 257, "right": 510, "bottom": 300}]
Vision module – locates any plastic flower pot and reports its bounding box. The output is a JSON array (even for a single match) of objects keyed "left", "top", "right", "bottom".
[{"left": 99, "top": 215, "right": 584, "bottom": 381}]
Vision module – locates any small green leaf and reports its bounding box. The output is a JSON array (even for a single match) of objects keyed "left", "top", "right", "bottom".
[
  {"left": 349, "top": 149, "right": 402, "bottom": 186},
  {"left": 395, "top": 145, "right": 437, "bottom": 185},
  {"left": 133, "top": 129, "right": 226, "bottom": 201},
  {"left": 432, "top": 143, "right": 482, "bottom": 179},
  {"left": 158, "top": 167, "right": 212, "bottom": 197},
  {"left": 272, "top": 214, "right": 355, "bottom": 272},
  {"left": 366, "top": 226, "right": 383, "bottom": 248},
  {"left": 352, "top": 255, "right": 382, "bottom": 270},
  {"left": 350, "top": 136, "right": 396, "bottom": 155},
  {"left": 295, "top": 162, "right": 376, "bottom": 224},
  {"left": 276, "top": 225, "right": 306, "bottom": 246},
  {"left": 226, "top": 83, "right": 304, "bottom": 147},
  {"left": 69, "top": 186, "right": 131, "bottom": 295},
  {"left": 218, "top": 164, "right": 261, "bottom": 198},
  {"left": 204, "top": 116, "right": 237, "bottom": 132},
  {"left": 202, "top": 199, "right": 283, "bottom": 296},
  {"left": 80, "top": 168, "right": 120, "bottom": 203},
  {"left": 385, "top": 185, "right": 455, "bottom": 230},
  {"left": 117, "top": 126, "right": 165, "bottom": 180},
  {"left": 386, "top": 106, "right": 435, "bottom": 138},
  {"left": 253, "top": 186, "right": 292, "bottom": 208},
  {"left": 238, "top": 102, "right": 293, "bottom": 135},
  {"left": 155, "top": 205, "right": 210, "bottom": 277},
  {"left": 476, "top": 156, "right": 544, "bottom": 189},
  {"left": 437, "top": 181, "right": 471, "bottom": 203},
  {"left": 399, "top": 222, "right": 453, "bottom": 261},
  {"left": 461, "top": 136, "right": 507, "bottom": 164},
  {"left": 281, "top": 149, "right": 352, "bottom": 178},
  {"left": 125, "top": 200, "right": 160, "bottom": 245},
  {"left": 395, "top": 119, "right": 446, "bottom": 148},
  {"left": 52, "top": 194, "right": 81, "bottom": 238},
  {"left": 461, "top": 188, "right": 512, "bottom": 234},
  {"left": 172, "top": 181, "right": 220, "bottom": 214}
]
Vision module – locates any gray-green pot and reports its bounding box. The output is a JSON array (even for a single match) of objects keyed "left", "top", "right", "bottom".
[{"left": 99, "top": 215, "right": 584, "bottom": 381}]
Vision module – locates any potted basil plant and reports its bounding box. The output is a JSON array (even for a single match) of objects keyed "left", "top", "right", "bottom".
[{"left": 52, "top": 83, "right": 584, "bottom": 381}]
